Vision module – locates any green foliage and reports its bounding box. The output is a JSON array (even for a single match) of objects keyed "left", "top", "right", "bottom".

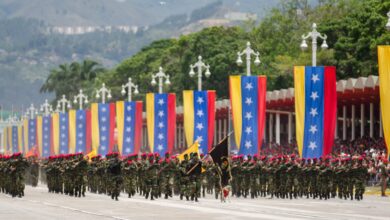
[
  {"left": 42, "top": 0, "right": 390, "bottom": 106},
  {"left": 40, "top": 60, "right": 106, "bottom": 104}
]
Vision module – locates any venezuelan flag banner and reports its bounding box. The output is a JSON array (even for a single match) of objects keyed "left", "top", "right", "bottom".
[
  {"left": 294, "top": 66, "right": 337, "bottom": 158},
  {"left": 37, "top": 116, "right": 43, "bottom": 156},
  {"left": 183, "top": 90, "right": 216, "bottom": 154},
  {"left": 146, "top": 93, "right": 176, "bottom": 155},
  {"left": 116, "top": 101, "right": 143, "bottom": 155},
  {"left": 7, "top": 126, "right": 11, "bottom": 153},
  {"left": 41, "top": 116, "right": 52, "bottom": 157},
  {"left": 229, "top": 75, "right": 266, "bottom": 155},
  {"left": 58, "top": 113, "right": 69, "bottom": 154},
  {"left": 18, "top": 125, "right": 23, "bottom": 153},
  {"left": 28, "top": 118, "right": 37, "bottom": 151},
  {"left": 23, "top": 118, "right": 28, "bottom": 153},
  {"left": 68, "top": 110, "right": 76, "bottom": 153},
  {"left": 2, "top": 127, "right": 7, "bottom": 153},
  {"left": 52, "top": 113, "right": 60, "bottom": 154},
  {"left": 5, "top": 126, "right": 11, "bottom": 154},
  {"left": 11, "top": 126, "right": 19, "bottom": 153},
  {"left": 75, "top": 110, "right": 87, "bottom": 154},
  {"left": 378, "top": 46, "right": 390, "bottom": 156},
  {"left": 91, "top": 103, "right": 116, "bottom": 156}
]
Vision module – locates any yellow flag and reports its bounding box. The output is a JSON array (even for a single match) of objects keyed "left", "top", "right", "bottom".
[
  {"left": 378, "top": 46, "right": 390, "bottom": 157},
  {"left": 177, "top": 141, "right": 199, "bottom": 162},
  {"left": 85, "top": 149, "right": 98, "bottom": 161}
]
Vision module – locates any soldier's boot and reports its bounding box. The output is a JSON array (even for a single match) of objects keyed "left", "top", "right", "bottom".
[
  {"left": 215, "top": 192, "right": 218, "bottom": 199},
  {"left": 115, "top": 195, "right": 119, "bottom": 201},
  {"left": 165, "top": 194, "right": 168, "bottom": 199},
  {"left": 191, "top": 195, "right": 194, "bottom": 201},
  {"left": 202, "top": 189, "right": 205, "bottom": 198},
  {"left": 186, "top": 196, "right": 189, "bottom": 201},
  {"left": 145, "top": 191, "right": 149, "bottom": 199},
  {"left": 151, "top": 194, "right": 154, "bottom": 201},
  {"left": 250, "top": 192, "right": 254, "bottom": 199},
  {"left": 195, "top": 196, "right": 198, "bottom": 202},
  {"left": 180, "top": 194, "right": 183, "bottom": 200}
]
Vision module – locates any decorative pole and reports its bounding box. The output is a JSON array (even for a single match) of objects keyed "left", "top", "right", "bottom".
[
  {"left": 189, "top": 56, "right": 211, "bottom": 91},
  {"left": 236, "top": 41, "right": 261, "bottom": 76},
  {"left": 73, "top": 89, "right": 89, "bottom": 110},
  {"left": 96, "top": 83, "right": 112, "bottom": 104},
  {"left": 386, "top": 11, "right": 390, "bottom": 31},
  {"left": 26, "top": 104, "right": 38, "bottom": 119},
  {"left": 151, "top": 66, "right": 171, "bottom": 94},
  {"left": 121, "top": 77, "right": 139, "bottom": 102},
  {"left": 56, "top": 95, "right": 72, "bottom": 113},
  {"left": 300, "top": 23, "right": 328, "bottom": 66},
  {"left": 40, "top": 99, "right": 53, "bottom": 116}
]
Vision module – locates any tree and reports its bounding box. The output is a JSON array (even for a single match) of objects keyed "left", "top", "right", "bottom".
[{"left": 40, "top": 60, "right": 105, "bottom": 104}]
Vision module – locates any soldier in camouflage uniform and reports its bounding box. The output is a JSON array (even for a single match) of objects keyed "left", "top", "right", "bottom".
[
  {"left": 178, "top": 154, "right": 189, "bottom": 200},
  {"left": 87, "top": 155, "right": 101, "bottom": 193},
  {"left": 138, "top": 153, "right": 148, "bottom": 196},
  {"left": 122, "top": 154, "right": 138, "bottom": 198},
  {"left": 187, "top": 152, "right": 201, "bottom": 202},
  {"left": 74, "top": 153, "right": 88, "bottom": 197},
  {"left": 145, "top": 153, "right": 160, "bottom": 200},
  {"left": 8, "top": 153, "right": 29, "bottom": 197},
  {"left": 286, "top": 154, "right": 299, "bottom": 199},
  {"left": 107, "top": 152, "right": 123, "bottom": 201},
  {"left": 248, "top": 155, "right": 260, "bottom": 199},
  {"left": 353, "top": 156, "right": 368, "bottom": 200},
  {"left": 160, "top": 152, "right": 176, "bottom": 199},
  {"left": 241, "top": 155, "right": 251, "bottom": 198}
]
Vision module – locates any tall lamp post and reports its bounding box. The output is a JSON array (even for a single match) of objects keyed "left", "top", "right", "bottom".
[
  {"left": 300, "top": 23, "right": 328, "bottom": 66},
  {"left": 56, "top": 95, "right": 71, "bottom": 113},
  {"left": 96, "top": 83, "right": 112, "bottom": 104},
  {"left": 40, "top": 99, "right": 53, "bottom": 116},
  {"left": 26, "top": 104, "right": 38, "bottom": 119},
  {"left": 236, "top": 41, "right": 261, "bottom": 76},
  {"left": 121, "top": 77, "right": 139, "bottom": 102},
  {"left": 151, "top": 67, "right": 171, "bottom": 94},
  {"left": 73, "top": 89, "right": 88, "bottom": 110},
  {"left": 189, "top": 56, "right": 211, "bottom": 91}
]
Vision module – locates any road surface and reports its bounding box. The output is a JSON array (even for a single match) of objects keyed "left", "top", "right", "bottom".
[{"left": 0, "top": 185, "right": 389, "bottom": 220}]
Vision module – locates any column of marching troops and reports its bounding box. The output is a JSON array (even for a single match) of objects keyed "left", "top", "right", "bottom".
[{"left": 1, "top": 151, "right": 389, "bottom": 201}]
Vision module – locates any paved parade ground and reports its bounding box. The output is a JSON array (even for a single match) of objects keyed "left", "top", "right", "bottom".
[{"left": 0, "top": 186, "right": 389, "bottom": 220}]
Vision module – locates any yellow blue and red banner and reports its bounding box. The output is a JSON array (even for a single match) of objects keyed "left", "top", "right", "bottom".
[
  {"left": 41, "top": 116, "right": 52, "bottom": 157},
  {"left": 58, "top": 113, "right": 69, "bottom": 154},
  {"left": 229, "top": 75, "right": 266, "bottom": 155},
  {"left": 28, "top": 118, "right": 37, "bottom": 151},
  {"left": 2, "top": 127, "right": 7, "bottom": 153},
  {"left": 75, "top": 110, "right": 88, "bottom": 153},
  {"left": 91, "top": 103, "right": 115, "bottom": 156},
  {"left": 183, "top": 90, "right": 215, "bottom": 154},
  {"left": 378, "top": 46, "right": 390, "bottom": 157},
  {"left": 116, "top": 101, "right": 143, "bottom": 155},
  {"left": 294, "top": 66, "right": 337, "bottom": 158},
  {"left": 146, "top": 93, "right": 176, "bottom": 155},
  {"left": 11, "top": 125, "right": 19, "bottom": 153}
]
